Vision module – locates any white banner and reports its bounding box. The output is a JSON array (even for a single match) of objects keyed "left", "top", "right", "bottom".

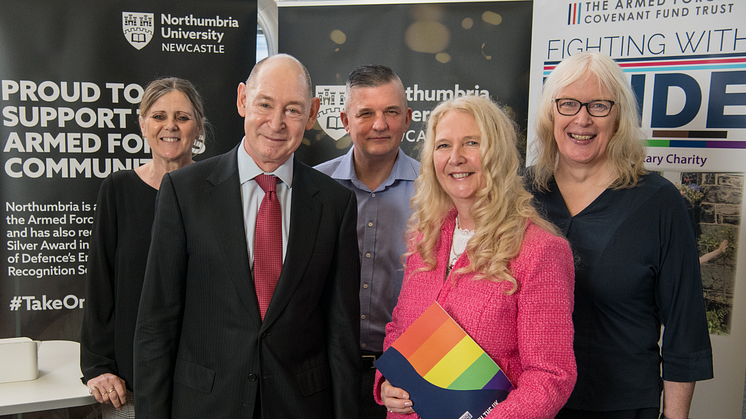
[
  {"left": 527, "top": 0, "right": 745, "bottom": 172},
  {"left": 527, "top": 1, "right": 746, "bottom": 417}
]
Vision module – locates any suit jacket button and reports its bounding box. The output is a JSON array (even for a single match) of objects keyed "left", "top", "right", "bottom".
[
  {"left": 260, "top": 331, "right": 268, "bottom": 339},
  {"left": 249, "top": 373, "right": 258, "bottom": 382}
]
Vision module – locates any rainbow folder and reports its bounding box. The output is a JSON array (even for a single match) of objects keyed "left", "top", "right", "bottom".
[{"left": 375, "top": 302, "right": 513, "bottom": 419}]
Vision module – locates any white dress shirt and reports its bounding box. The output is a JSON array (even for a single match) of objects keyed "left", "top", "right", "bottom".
[{"left": 236, "top": 138, "right": 293, "bottom": 267}]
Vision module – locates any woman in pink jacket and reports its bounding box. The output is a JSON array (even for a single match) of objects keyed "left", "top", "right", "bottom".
[{"left": 375, "top": 95, "right": 576, "bottom": 419}]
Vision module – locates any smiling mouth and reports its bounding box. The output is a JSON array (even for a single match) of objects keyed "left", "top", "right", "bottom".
[
  {"left": 451, "top": 173, "right": 472, "bottom": 179},
  {"left": 161, "top": 137, "right": 181, "bottom": 143},
  {"left": 261, "top": 134, "right": 287, "bottom": 142},
  {"left": 570, "top": 133, "right": 594, "bottom": 141}
]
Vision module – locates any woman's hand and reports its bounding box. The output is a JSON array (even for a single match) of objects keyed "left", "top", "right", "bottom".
[
  {"left": 87, "top": 373, "right": 127, "bottom": 409},
  {"left": 381, "top": 379, "right": 414, "bottom": 415}
]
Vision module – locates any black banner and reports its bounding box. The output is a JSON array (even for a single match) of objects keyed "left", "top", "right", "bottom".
[
  {"left": 279, "top": 1, "right": 533, "bottom": 166},
  {"left": 1, "top": 0, "right": 256, "bottom": 340}
]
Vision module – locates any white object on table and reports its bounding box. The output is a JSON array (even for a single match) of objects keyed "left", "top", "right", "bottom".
[
  {"left": 0, "top": 337, "right": 39, "bottom": 383},
  {"left": 0, "top": 340, "right": 95, "bottom": 415}
]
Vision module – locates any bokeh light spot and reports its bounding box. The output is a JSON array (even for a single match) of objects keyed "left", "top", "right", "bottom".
[
  {"left": 482, "top": 11, "right": 502, "bottom": 26},
  {"left": 405, "top": 21, "right": 450, "bottom": 53},
  {"left": 436, "top": 53, "right": 451, "bottom": 63},
  {"left": 330, "top": 30, "right": 346, "bottom": 45},
  {"left": 481, "top": 43, "right": 492, "bottom": 60}
]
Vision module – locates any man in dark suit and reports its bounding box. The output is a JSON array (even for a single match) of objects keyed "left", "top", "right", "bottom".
[{"left": 134, "top": 54, "right": 361, "bottom": 418}]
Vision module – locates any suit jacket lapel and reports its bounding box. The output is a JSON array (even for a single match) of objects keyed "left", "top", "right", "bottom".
[
  {"left": 205, "top": 146, "right": 262, "bottom": 327},
  {"left": 261, "top": 159, "right": 321, "bottom": 328}
]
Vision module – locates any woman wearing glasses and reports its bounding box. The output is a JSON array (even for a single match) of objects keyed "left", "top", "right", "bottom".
[{"left": 529, "top": 52, "right": 712, "bottom": 419}]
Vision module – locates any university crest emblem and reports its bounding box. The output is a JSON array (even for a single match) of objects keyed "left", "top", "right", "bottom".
[
  {"left": 122, "top": 12, "right": 154, "bottom": 50},
  {"left": 315, "top": 85, "right": 347, "bottom": 141}
]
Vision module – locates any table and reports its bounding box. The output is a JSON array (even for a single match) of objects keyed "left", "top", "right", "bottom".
[{"left": 0, "top": 340, "right": 95, "bottom": 415}]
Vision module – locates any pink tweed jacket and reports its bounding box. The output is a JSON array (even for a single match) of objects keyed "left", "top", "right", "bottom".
[{"left": 374, "top": 210, "right": 576, "bottom": 419}]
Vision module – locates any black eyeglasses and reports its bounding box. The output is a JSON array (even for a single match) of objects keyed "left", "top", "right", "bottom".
[{"left": 554, "top": 98, "right": 615, "bottom": 117}]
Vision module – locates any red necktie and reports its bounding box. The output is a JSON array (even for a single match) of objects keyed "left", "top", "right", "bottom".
[{"left": 254, "top": 174, "right": 282, "bottom": 320}]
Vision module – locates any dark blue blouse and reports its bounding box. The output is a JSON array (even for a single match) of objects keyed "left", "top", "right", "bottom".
[{"left": 530, "top": 172, "right": 713, "bottom": 411}]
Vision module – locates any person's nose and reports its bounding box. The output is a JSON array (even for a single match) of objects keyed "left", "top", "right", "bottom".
[
  {"left": 267, "top": 107, "right": 285, "bottom": 131},
  {"left": 372, "top": 111, "right": 388, "bottom": 132},
  {"left": 164, "top": 116, "right": 178, "bottom": 131},
  {"left": 574, "top": 105, "right": 594, "bottom": 126},
  {"left": 448, "top": 144, "right": 466, "bottom": 165}
]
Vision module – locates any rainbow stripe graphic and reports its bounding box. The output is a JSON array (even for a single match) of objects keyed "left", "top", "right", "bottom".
[
  {"left": 375, "top": 302, "right": 513, "bottom": 418},
  {"left": 542, "top": 52, "right": 746, "bottom": 76}
]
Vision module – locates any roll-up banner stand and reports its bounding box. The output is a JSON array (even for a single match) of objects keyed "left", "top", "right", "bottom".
[
  {"left": 1, "top": 0, "right": 257, "bottom": 350},
  {"left": 279, "top": 0, "right": 534, "bottom": 166},
  {"left": 526, "top": 1, "right": 746, "bottom": 417}
]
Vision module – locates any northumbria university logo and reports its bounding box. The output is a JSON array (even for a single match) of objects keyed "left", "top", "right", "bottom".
[
  {"left": 315, "top": 85, "right": 347, "bottom": 141},
  {"left": 122, "top": 12, "right": 154, "bottom": 50}
]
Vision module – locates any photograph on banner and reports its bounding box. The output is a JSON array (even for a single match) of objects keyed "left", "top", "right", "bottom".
[
  {"left": 1, "top": 0, "right": 256, "bottom": 341},
  {"left": 279, "top": 1, "right": 533, "bottom": 166},
  {"left": 662, "top": 171, "right": 741, "bottom": 336},
  {"left": 526, "top": 0, "right": 745, "bottom": 173}
]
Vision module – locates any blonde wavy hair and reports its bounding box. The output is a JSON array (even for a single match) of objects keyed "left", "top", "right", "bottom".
[
  {"left": 531, "top": 52, "right": 647, "bottom": 192},
  {"left": 407, "top": 96, "right": 559, "bottom": 293}
]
